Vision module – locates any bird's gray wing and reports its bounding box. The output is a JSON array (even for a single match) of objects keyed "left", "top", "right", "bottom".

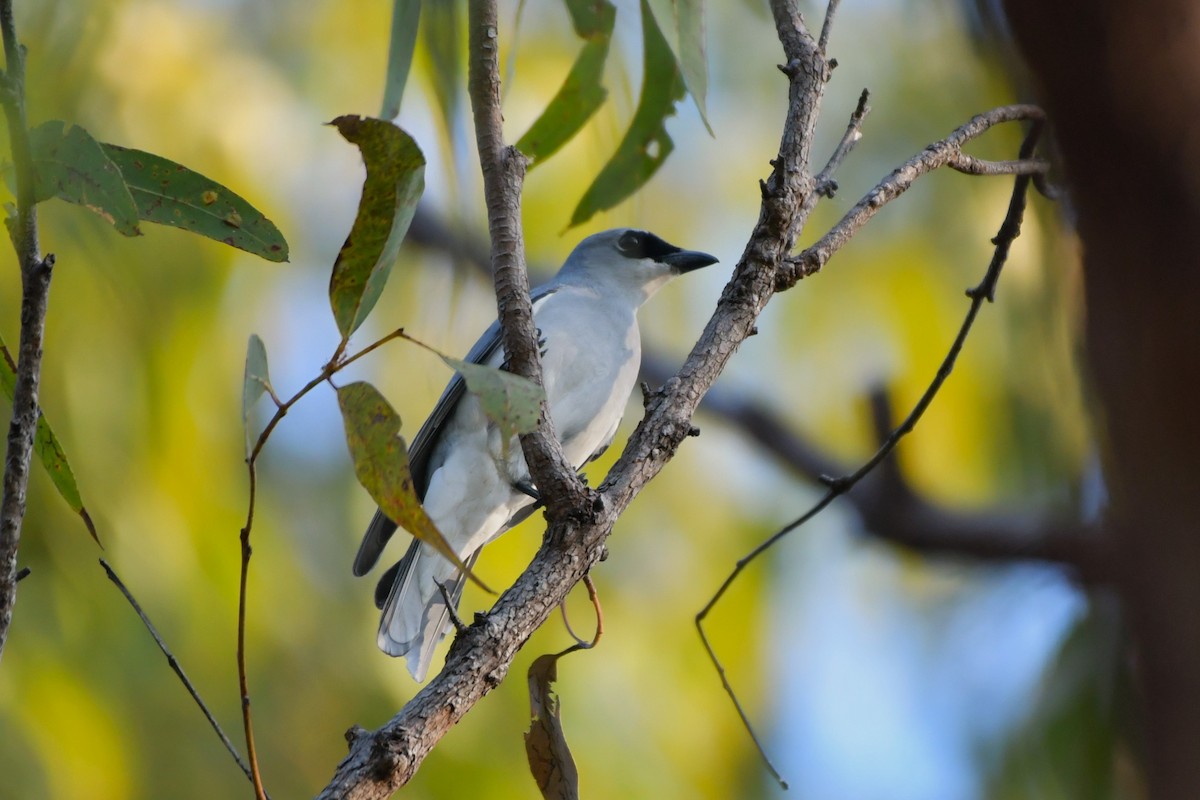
[{"left": 352, "top": 285, "right": 560, "bottom": 577}]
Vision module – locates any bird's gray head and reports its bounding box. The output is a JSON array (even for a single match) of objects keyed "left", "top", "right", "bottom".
[{"left": 556, "top": 228, "right": 718, "bottom": 304}]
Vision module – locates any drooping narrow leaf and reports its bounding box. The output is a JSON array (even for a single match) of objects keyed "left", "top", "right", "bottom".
[
  {"left": 27, "top": 121, "right": 141, "bottom": 235},
  {"left": 525, "top": 654, "right": 580, "bottom": 799},
  {"left": 442, "top": 356, "right": 545, "bottom": 460},
  {"left": 328, "top": 116, "right": 426, "bottom": 341},
  {"left": 337, "top": 381, "right": 488, "bottom": 590},
  {"left": 241, "top": 334, "right": 273, "bottom": 459},
  {"left": 515, "top": 0, "right": 616, "bottom": 167},
  {"left": 421, "top": 0, "right": 462, "bottom": 146},
  {"left": 380, "top": 0, "right": 422, "bottom": 119},
  {"left": 675, "top": 0, "right": 711, "bottom": 133},
  {"left": 646, "top": 0, "right": 712, "bottom": 133},
  {"left": 569, "top": 0, "right": 686, "bottom": 227},
  {"left": 0, "top": 337, "right": 100, "bottom": 545},
  {"left": 100, "top": 144, "right": 289, "bottom": 262},
  {"left": 563, "top": 0, "right": 611, "bottom": 33}
]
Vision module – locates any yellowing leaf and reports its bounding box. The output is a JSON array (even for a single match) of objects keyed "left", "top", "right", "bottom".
[
  {"left": 337, "top": 382, "right": 488, "bottom": 591},
  {"left": 0, "top": 336, "right": 99, "bottom": 545},
  {"left": 328, "top": 116, "right": 426, "bottom": 340}
]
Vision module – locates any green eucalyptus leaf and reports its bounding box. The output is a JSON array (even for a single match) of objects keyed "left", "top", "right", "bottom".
[
  {"left": 515, "top": 0, "right": 615, "bottom": 167},
  {"left": 646, "top": 0, "right": 712, "bottom": 134},
  {"left": 569, "top": 0, "right": 686, "bottom": 227},
  {"left": 421, "top": 0, "right": 462, "bottom": 145},
  {"left": 442, "top": 356, "right": 544, "bottom": 461},
  {"left": 381, "top": 0, "right": 422, "bottom": 119},
  {"left": 101, "top": 144, "right": 289, "bottom": 262},
  {"left": 27, "top": 121, "right": 140, "bottom": 236},
  {"left": 564, "top": 0, "right": 611, "bottom": 34},
  {"left": 241, "top": 334, "right": 273, "bottom": 459},
  {"left": 337, "top": 381, "right": 488, "bottom": 590},
  {"left": 0, "top": 336, "right": 99, "bottom": 545},
  {"left": 328, "top": 115, "right": 426, "bottom": 341}
]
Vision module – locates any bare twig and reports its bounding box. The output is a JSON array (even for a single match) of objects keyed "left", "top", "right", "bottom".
[
  {"left": 818, "top": 0, "right": 842, "bottom": 53},
  {"left": 696, "top": 121, "right": 1048, "bottom": 784},
  {"left": 14, "top": 565, "right": 28, "bottom": 582},
  {"left": 436, "top": 581, "right": 468, "bottom": 634},
  {"left": 777, "top": 104, "right": 1048, "bottom": 289},
  {"left": 812, "top": 87, "right": 871, "bottom": 199},
  {"left": 100, "top": 559, "right": 263, "bottom": 792},
  {"left": 948, "top": 152, "right": 1052, "bottom": 177},
  {"left": 237, "top": 466, "right": 267, "bottom": 800},
  {"left": 684, "top": 367, "right": 1108, "bottom": 575},
  {"left": 0, "top": 0, "right": 52, "bottom": 664}
]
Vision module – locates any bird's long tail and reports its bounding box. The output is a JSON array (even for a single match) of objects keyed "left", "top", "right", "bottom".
[{"left": 376, "top": 541, "right": 480, "bottom": 681}]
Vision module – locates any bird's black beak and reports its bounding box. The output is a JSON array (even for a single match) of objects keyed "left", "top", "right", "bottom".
[{"left": 661, "top": 249, "right": 719, "bottom": 273}]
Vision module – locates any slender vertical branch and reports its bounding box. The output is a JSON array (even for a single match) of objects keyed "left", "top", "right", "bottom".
[
  {"left": 237, "top": 461, "right": 267, "bottom": 800},
  {"left": 466, "top": 0, "right": 584, "bottom": 515},
  {"left": 0, "top": 0, "right": 54, "bottom": 664},
  {"left": 233, "top": 326, "right": 410, "bottom": 799}
]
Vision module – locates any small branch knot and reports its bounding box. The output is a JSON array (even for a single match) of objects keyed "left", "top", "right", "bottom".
[
  {"left": 776, "top": 59, "right": 802, "bottom": 78},
  {"left": 344, "top": 725, "right": 370, "bottom": 747}
]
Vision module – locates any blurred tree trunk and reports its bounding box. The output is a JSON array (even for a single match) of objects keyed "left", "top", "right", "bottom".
[{"left": 1003, "top": 2, "right": 1200, "bottom": 797}]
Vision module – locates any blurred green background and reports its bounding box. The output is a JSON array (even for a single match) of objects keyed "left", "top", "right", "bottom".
[{"left": 0, "top": 1, "right": 1120, "bottom": 798}]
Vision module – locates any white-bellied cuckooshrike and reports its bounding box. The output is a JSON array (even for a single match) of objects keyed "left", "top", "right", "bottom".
[{"left": 353, "top": 228, "right": 718, "bottom": 681}]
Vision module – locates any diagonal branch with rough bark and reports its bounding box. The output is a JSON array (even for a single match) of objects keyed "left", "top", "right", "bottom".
[{"left": 317, "top": 0, "right": 1050, "bottom": 795}]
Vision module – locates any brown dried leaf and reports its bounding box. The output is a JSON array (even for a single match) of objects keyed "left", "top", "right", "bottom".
[{"left": 525, "top": 654, "right": 580, "bottom": 800}]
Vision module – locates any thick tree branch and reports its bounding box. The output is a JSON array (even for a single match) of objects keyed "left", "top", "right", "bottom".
[
  {"left": 0, "top": 0, "right": 53, "bottom": 663},
  {"left": 601, "top": 0, "right": 828, "bottom": 508}
]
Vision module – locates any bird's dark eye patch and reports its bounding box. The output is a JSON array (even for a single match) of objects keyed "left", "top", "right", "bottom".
[
  {"left": 615, "top": 230, "right": 680, "bottom": 262},
  {"left": 616, "top": 231, "right": 643, "bottom": 256}
]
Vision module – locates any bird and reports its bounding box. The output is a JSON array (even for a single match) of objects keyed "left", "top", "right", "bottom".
[{"left": 352, "top": 228, "right": 718, "bottom": 681}]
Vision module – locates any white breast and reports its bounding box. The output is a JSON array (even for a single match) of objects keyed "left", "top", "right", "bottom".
[{"left": 536, "top": 286, "right": 641, "bottom": 467}]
